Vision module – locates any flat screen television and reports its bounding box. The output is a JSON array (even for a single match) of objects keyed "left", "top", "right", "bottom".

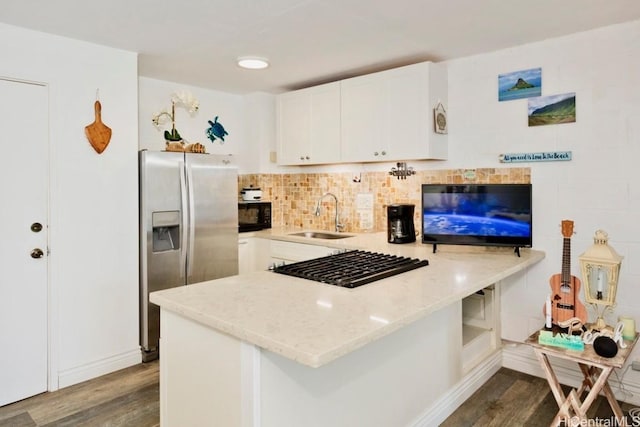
[{"left": 421, "top": 184, "right": 532, "bottom": 251}]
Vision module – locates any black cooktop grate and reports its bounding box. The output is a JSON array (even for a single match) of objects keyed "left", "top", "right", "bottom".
[{"left": 272, "top": 250, "right": 429, "bottom": 288}]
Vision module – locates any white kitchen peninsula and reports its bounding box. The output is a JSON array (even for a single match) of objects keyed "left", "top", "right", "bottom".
[{"left": 150, "top": 231, "right": 544, "bottom": 426}]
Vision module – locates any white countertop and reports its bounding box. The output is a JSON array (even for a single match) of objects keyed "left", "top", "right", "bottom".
[{"left": 151, "top": 229, "right": 545, "bottom": 368}]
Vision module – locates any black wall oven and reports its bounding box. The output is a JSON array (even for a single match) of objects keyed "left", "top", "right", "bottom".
[{"left": 238, "top": 201, "right": 271, "bottom": 232}]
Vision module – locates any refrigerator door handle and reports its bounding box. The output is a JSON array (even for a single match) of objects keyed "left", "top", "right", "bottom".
[
  {"left": 186, "top": 161, "right": 196, "bottom": 278},
  {"left": 179, "top": 159, "right": 188, "bottom": 280}
]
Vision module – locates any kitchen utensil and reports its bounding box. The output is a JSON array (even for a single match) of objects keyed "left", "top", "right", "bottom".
[
  {"left": 240, "top": 187, "right": 262, "bottom": 201},
  {"left": 85, "top": 100, "right": 112, "bottom": 154}
]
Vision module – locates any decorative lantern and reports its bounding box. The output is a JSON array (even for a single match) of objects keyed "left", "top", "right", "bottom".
[{"left": 578, "top": 230, "right": 623, "bottom": 332}]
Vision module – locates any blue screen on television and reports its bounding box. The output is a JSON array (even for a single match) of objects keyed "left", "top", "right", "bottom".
[{"left": 421, "top": 184, "right": 532, "bottom": 248}]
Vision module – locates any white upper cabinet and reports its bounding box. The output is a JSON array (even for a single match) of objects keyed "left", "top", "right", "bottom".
[
  {"left": 277, "top": 61, "right": 447, "bottom": 165},
  {"left": 277, "top": 82, "right": 341, "bottom": 165},
  {"left": 340, "top": 72, "right": 386, "bottom": 162},
  {"left": 341, "top": 61, "right": 447, "bottom": 163}
]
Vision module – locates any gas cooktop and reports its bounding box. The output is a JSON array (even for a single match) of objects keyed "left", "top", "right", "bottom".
[{"left": 272, "top": 250, "right": 429, "bottom": 288}]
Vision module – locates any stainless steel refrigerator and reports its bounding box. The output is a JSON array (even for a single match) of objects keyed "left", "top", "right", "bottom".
[{"left": 139, "top": 150, "right": 238, "bottom": 361}]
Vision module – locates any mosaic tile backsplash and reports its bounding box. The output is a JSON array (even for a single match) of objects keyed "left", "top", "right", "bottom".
[{"left": 238, "top": 168, "right": 531, "bottom": 233}]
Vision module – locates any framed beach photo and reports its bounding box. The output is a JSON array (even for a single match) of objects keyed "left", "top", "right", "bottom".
[
  {"left": 528, "top": 93, "right": 576, "bottom": 127},
  {"left": 498, "top": 67, "right": 542, "bottom": 101}
]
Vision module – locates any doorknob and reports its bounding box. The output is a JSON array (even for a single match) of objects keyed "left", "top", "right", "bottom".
[
  {"left": 31, "top": 248, "right": 44, "bottom": 259},
  {"left": 31, "top": 222, "right": 43, "bottom": 232}
]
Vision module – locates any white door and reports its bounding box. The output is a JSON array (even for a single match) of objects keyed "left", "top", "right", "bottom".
[{"left": 0, "top": 78, "right": 49, "bottom": 405}]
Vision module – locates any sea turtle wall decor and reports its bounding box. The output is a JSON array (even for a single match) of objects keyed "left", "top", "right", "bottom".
[{"left": 206, "top": 116, "right": 229, "bottom": 143}]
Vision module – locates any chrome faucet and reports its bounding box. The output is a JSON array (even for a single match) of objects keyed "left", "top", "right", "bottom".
[{"left": 314, "top": 192, "right": 344, "bottom": 232}]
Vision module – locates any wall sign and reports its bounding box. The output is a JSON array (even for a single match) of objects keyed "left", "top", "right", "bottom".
[
  {"left": 499, "top": 151, "right": 572, "bottom": 163},
  {"left": 433, "top": 102, "right": 447, "bottom": 134}
]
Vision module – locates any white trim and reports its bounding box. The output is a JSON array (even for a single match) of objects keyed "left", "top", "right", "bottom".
[
  {"left": 241, "top": 342, "right": 261, "bottom": 427},
  {"left": 57, "top": 349, "right": 141, "bottom": 389},
  {"left": 3, "top": 79, "right": 55, "bottom": 396},
  {"left": 410, "top": 350, "right": 503, "bottom": 426},
  {"left": 44, "top": 82, "right": 57, "bottom": 393},
  {"left": 0, "top": 76, "right": 47, "bottom": 86}
]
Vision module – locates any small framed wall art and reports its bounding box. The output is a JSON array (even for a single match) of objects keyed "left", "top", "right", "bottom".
[
  {"left": 434, "top": 102, "right": 447, "bottom": 134},
  {"left": 528, "top": 93, "right": 576, "bottom": 127},
  {"left": 498, "top": 67, "right": 542, "bottom": 101}
]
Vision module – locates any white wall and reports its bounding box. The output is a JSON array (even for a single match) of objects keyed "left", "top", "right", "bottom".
[
  {"left": 235, "top": 19, "right": 640, "bottom": 355},
  {"left": 4, "top": 14, "right": 639, "bottom": 393},
  {"left": 138, "top": 78, "right": 284, "bottom": 176},
  {"left": 138, "top": 77, "right": 249, "bottom": 166},
  {"left": 232, "top": 19, "right": 640, "bottom": 385},
  {"left": 443, "top": 20, "right": 640, "bottom": 353},
  {"left": 0, "top": 23, "right": 140, "bottom": 388},
  {"left": 163, "top": 18, "right": 640, "bottom": 351}
]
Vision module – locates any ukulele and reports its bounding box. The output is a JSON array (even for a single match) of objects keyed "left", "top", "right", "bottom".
[{"left": 544, "top": 220, "right": 587, "bottom": 326}]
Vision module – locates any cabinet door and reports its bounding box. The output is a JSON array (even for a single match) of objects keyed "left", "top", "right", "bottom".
[
  {"left": 384, "top": 63, "right": 430, "bottom": 161},
  {"left": 308, "top": 85, "right": 340, "bottom": 164},
  {"left": 238, "top": 238, "right": 250, "bottom": 275},
  {"left": 277, "top": 82, "right": 340, "bottom": 165},
  {"left": 341, "top": 61, "right": 448, "bottom": 163},
  {"left": 385, "top": 62, "right": 448, "bottom": 161},
  {"left": 340, "top": 73, "right": 387, "bottom": 162},
  {"left": 277, "top": 93, "right": 310, "bottom": 165},
  {"left": 238, "top": 237, "right": 271, "bottom": 274},
  {"left": 270, "top": 240, "right": 335, "bottom": 262}
]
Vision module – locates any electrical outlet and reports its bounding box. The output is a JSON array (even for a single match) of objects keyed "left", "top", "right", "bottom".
[
  {"left": 356, "top": 193, "right": 373, "bottom": 209},
  {"left": 632, "top": 360, "right": 640, "bottom": 371}
]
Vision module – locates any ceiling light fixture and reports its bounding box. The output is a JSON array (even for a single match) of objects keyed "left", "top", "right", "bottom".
[{"left": 237, "top": 56, "right": 269, "bottom": 70}]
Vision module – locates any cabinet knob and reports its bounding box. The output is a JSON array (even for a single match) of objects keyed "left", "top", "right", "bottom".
[
  {"left": 300, "top": 156, "right": 305, "bottom": 160},
  {"left": 381, "top": 151, "right": 387, "bottom": 156},
  {"left": 374, "top": 151, "right": 379, "bottom": 156},
  {"left": 305, "top": 156, "right": 310, "bottom": 160},
  {"left": 31, "top": 248, "right": 44, "bottom": 259}
]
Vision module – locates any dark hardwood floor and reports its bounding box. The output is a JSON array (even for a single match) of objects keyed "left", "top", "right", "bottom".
[
  {"left": 1, "top": 363, "right": 635, "bottom": 426},
  {"left": 441, "top": 367, "right": 637, "bottom": 426},
  {"left": 0, "top": 361, "right": 159, "bottom": 427}
]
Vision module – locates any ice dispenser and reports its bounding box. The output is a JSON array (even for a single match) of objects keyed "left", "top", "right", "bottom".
[{"left": 152, "top": 211, "right": 180, "bottom": 252}]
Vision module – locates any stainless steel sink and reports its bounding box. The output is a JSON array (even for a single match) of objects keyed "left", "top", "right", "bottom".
[{"left": 288, "top": 231, "right": 354, "bottom": 240}]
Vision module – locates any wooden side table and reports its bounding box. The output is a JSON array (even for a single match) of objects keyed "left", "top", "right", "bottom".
[{"left": 526, "top": 330, "right": 639, "bottom": 427}]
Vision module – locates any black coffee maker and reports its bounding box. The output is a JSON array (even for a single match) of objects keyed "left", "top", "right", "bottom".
[{"left": 387, "top": 204, "right": 416, "bottom": 244}]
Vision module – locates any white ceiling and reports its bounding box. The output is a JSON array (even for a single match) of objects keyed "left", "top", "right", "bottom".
[{"left": 3, "top": 0, "right": 640, "bottom": 94}]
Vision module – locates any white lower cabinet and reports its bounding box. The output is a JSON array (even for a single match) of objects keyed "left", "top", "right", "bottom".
[
  {"left": 241, "top": 236, "right": 499, "bottom": 376},
  {"left": 238, "top": 237, "right": 271, "bottom": 274},
  {"left": 269, "top": 240, "right": 335, "bottom": 267},
  {"left": 461, "top": 285, "right": 499, "bottom": 374},
  {"left": 239, "top": 237, "right": 336, "bottom": 273},
  {"left": 159, "top": 301, "right": 462, "bottom": 427}
]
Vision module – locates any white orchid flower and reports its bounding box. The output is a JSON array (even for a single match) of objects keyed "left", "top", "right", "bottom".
[{"left": 171, "top": 90, "right": 200, "bottom": 115}]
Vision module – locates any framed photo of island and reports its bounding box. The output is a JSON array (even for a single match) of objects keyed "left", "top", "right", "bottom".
[
  {"left": 528, "top": 92, "right": 576, "bottom": 127},
  {"left": 498, "top": 67, "right": 542, "bottom": 101}
]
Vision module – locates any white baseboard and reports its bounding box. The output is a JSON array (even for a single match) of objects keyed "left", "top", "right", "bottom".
[
  {"left": 411, "top": 343, "right": 640, "bottom": 427},
  {"left": 502, "top": 341, "right": 640, "bottom": 407},
  {"left": 57, "top": 348, "right": 142, "bottom": 389},
  {"left": 410, "top": 350, "right": 503, "bottom": 426}
]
